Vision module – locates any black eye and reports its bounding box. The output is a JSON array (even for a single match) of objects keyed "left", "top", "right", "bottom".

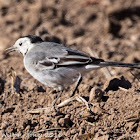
[{"left": 19, "top": 43, "right": 22, "bottom": 46}]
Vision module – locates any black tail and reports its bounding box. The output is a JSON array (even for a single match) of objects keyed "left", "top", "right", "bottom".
[{"left": 99, "top": 61, "right": 140, "bottom": 69}]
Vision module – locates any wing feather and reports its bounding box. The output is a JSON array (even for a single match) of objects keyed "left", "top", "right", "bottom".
[{"left": 29, "top": 42, "right": 103, "bottom": 70}]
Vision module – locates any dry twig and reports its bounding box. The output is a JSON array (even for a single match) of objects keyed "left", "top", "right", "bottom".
[
  {"left": 28, "top": 96, "right": 93, "bottom": 114},
  {"left": 9, "top": 67, "right": 21, "bottom": 94}
]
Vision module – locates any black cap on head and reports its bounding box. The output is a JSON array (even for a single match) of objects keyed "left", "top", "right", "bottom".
[{"left": 22, "top": 35, "right": 44, "bottom": 43}]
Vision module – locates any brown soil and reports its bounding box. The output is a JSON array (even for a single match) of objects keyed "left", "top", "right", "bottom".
[{"left": 0, "top": 0, "right": 140, "bottom": 139}]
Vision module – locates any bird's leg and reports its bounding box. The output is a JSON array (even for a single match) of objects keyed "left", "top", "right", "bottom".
[
  {"left": 28, "top": 90, "right": 63, "bottom": 114},
  {"left": 70, "top": 74, "right": 82, "bottom": 97},
  {"left": 52, "top": 90, "right": 63, "bottom": 111},
  {"left": 52, "top": 74, "right": 82, "bottom": 111}
]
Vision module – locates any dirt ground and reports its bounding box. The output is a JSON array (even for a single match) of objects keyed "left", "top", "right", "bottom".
[{"left": 0, "top": 0, "right": 140, "bottom": 139}]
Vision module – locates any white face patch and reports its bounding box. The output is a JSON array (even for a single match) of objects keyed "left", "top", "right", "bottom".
[{"left": 14, "top": 37, "right": 32, "bottom": 56}]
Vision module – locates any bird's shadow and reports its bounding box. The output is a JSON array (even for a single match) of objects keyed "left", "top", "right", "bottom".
[{"left": 105, "top": 76, "right": 132, "bottom": 92}]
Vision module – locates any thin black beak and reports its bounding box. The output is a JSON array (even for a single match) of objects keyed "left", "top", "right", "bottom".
[{"left": 4, "top": 46, "right": 16, "bottom": 54}]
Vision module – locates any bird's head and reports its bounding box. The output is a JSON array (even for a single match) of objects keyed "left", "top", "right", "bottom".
[{"left": 5, "top": 35, "right": 43, "bottom": 56}]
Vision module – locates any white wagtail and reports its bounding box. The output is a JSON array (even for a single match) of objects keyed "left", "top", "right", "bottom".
[{"left": 5, "top": 35, "right": 140, "bottom": 109}]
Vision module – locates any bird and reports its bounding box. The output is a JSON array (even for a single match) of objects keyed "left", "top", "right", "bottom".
[{"left": 5, "top": 35, "right": 140, "bottom": 109}]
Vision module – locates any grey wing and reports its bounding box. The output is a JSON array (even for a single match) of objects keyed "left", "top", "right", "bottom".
[{"left": 33, "top": 42, "right": 103, "bottom": 70}]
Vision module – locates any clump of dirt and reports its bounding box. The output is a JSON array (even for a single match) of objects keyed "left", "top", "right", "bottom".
[{"left": 0, "top": 0, "right": 140, "bottom": 139}]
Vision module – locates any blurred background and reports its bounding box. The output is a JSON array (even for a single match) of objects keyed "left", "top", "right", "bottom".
[
  {"left": 0, "top": 0, "right": 140, "bottom": 61},
  {"left": 0, "top": 0, "right": 140, "bottom": 139}
]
